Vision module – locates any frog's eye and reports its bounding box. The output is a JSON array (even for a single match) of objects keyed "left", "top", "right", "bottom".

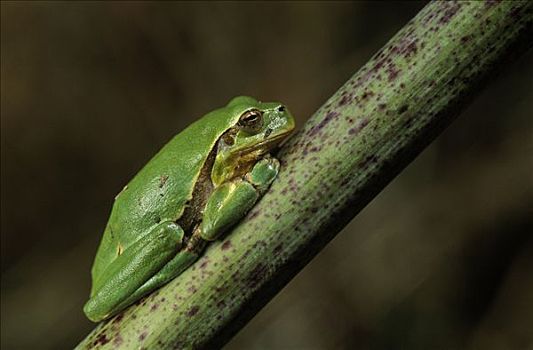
[{"left": 238, "top": 109, "right": 263, "bottom": 133}]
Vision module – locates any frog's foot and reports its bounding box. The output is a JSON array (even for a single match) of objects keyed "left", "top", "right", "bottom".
[
  {"left": 83, "top": 221, "right": 184, "bottom": 322},
  {"left": 245, "top": 156, "right": 280, "bottom": 194},
  {"left": 199, "top": 156, "right": 280, "bottom": 241}
]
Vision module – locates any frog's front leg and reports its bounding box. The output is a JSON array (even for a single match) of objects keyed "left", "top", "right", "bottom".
[
  {"left": 83, "top": 221, "right": 184, "bottom": 322},
  {"left": 200, "top": 156, "right": 280, "bottom": 241}
]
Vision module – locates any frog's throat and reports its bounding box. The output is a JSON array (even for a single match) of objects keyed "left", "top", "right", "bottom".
[{"left": 211, "top": 149, "right": 263, "bottom": 187}]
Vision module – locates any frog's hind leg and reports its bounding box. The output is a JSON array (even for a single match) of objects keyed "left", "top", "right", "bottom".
[
  {"left": 113, "top": 242, "right": 203, "bottom": 313},
  {"left": 83, "top": 221, "right": 184, "bottom": 322}
]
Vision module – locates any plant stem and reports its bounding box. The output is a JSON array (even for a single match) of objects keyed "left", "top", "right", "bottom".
[{"left": 77, "top": 1, "right": 532, "bottom": 349}]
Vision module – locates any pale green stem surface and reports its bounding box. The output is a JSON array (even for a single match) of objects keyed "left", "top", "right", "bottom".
[{"left": 77, "top": 1, "right": 532, "bottom": 349}]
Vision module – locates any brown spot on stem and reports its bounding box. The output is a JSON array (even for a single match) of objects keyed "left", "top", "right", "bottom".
[
  {"left": 439, "top": 1, "right": 461, "bottom": 25},
  {"left": 159, "top": 175, "right": 169, "bottom": 188},
  {"left": 94, "top": 334, "right": 110, "bottom": 346},
  {"left": 348, "top": 118, "right": 370, "bottom": 136},
  {"left": 338, "top": 94, "right": 351, "bottom": 106},
  {"left": 246, "top": 264, "right": 268, "bottom": 289},
  {"left": 187, "top": 305, "right": 200, "bottom": 317},
  {"left": 308, "top": 111, "right": 339, "bottom": 136},
  {"left": 112, "top": 313, "right": 124, "bottom": 324},
  {"left": 221, "top": 240, "right": 232, "bottom": 250},
  {"left": 398, "top": 105, "right": 409, "bottom": 114}
]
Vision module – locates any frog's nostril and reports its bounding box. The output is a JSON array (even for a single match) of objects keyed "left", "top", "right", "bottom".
[{"left": 277, "top": 105, "right": 285, "bottom": 112}]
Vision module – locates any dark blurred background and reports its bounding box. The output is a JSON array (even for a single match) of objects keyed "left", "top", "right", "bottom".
[{"left": 1, "top": 1, "right": 532, "bottom": 349}]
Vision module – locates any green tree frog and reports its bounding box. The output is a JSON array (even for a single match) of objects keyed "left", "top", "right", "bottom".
[{"left": 84, "top": 96, "right": 295, "bottom": 322}]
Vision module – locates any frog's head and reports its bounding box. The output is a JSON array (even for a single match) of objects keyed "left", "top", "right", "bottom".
[{"left": 211, "top": 96, "right": 295, "bottom": 185}]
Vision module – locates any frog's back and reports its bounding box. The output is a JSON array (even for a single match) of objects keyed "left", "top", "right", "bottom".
[{"left": 91, "top": 107, "right": 241, "bottom": 284}]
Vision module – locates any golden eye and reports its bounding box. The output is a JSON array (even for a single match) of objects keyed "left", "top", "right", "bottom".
[{"left": 238, "top": 109, "right": 263, "bottom": 133}]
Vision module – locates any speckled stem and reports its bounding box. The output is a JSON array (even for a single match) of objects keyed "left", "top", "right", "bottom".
[{"left": 77, "top": 1, "right": 532, "bottom": 349}]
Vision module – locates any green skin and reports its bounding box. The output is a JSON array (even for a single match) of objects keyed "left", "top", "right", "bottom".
[{"left": 83, "top": 96, "right": 295, "bottom": 322}]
